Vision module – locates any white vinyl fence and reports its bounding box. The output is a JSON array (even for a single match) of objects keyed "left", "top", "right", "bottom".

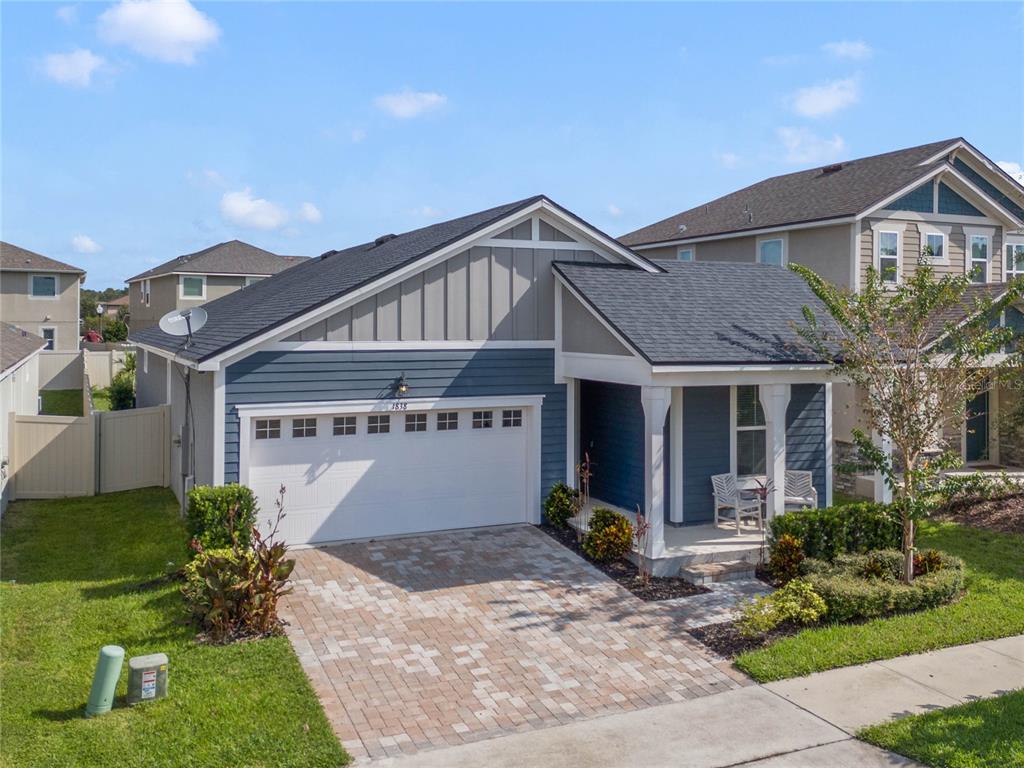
[
  {"left": 84, "top": 348, "right": 130, "bottom": 389},
  {"left": 38, "top": 351, "right": 83, "bottom": 390}
]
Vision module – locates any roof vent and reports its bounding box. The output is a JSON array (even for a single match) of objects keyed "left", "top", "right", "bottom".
[
  {"left": 373, "top": 234, "right": 398, "bottom": 247},
  {"left": 677, "top": 224, "right": 687, "bottom": 233},
  {"left": 318, "top": 249, "right": 339, "bottom": 260},
  {"left": 821, "top": 163, "right": 844, "bottom": 174}
]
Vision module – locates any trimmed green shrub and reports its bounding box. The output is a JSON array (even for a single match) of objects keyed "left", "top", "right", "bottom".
[
  {"left": 768, "top": 533, "right": 805, "bottom": 584},
  {"left": 583, "top": 508, "right": 633, "bottom": 562},
  {"left": 543, "top": 482, "right": 579, "bottom": 529},
  {"left": 108, "top": 369, "right": 135, "bottom": 411},
  {"left": 737, "top": 579, "right": 827, "bottom": 638},
  {"left": 801, "top": 549, "right": 965, "bottom": 622},
  {"left": 186, "top": 484, "right": 259, "bottom": 555},
  {"left": 769, "top": 502, "right": 901, "bottom": 561}
]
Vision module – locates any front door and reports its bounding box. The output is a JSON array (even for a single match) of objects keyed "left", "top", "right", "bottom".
[{"left": 965, "top": 390, "right": 989, "bottom": 463}]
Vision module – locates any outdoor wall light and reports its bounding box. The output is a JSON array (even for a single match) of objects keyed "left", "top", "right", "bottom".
[{"left": 395, "top": 373, "right": 409, "bottom": 397}]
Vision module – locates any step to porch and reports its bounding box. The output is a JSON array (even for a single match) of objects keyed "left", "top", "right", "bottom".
[{"left": 679, "top": 560, "right": 758, "bottom": 585}]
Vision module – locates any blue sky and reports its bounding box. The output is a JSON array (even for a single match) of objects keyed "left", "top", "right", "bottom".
[{"left": 3, "top": 1, "right": 1022, "bottom": 288}]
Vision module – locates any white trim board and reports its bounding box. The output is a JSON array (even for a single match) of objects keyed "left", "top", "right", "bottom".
[
  {"left": 628, "top": 217, "right": 857, "bottom": 250},
  {"left": 266, "top": 340, "right": 557, "bottom": 353}
]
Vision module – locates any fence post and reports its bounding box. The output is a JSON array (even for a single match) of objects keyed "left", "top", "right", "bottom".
[
  {"left": 7, "top": 411, "right": 17, "bottom": 502},
  {"left": 91, "top": 412, "right": 100, "bottom": 496}
]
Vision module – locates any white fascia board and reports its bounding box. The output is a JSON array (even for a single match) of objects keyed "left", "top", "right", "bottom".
[
  {"left": 628, "top": 217, "right": 858, "bottom": 250},
  {"left": 552, "top": 272, "right": 648, "bottom": 363},
  {"left": 857, "top": 165, "right": 949, "bottom": 220},
  {"left": 234, "top": 394, "right": 546, "bottom": 419},
  {"left": 559, "top": 352, "right": 653, "bottom": 386},
  {"left": 915, "top": 140, "right": 965, "bottom": 167},
  {"left": 922, "top": 141, "right": 1024, "bottom": 198},
  {"left": 265, "top": 340, "right": 556, "bottom": 353},
  {"left": 651, "top": 365, "right": 833, "bottom": 387},
  {"left": 0, "top": 346, "right": 44, "bottom": 381},
  {"left": 536, "top": 199, "right": 660, "bottom": 273},
  {"left": 131, "top": 340, "right": 201, "bottom": 369}
]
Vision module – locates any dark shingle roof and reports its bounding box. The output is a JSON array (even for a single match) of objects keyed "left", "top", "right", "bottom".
[
  {"left": 125, "top": 240, "right": 308, "bottom": 283},
  {"left": 620, "top": 139, "right": 962, "bottom": 246},
  {"left": 554, "top": 261, "right": 837, "bottom": 365},
  {"left": 924, "top": 283, "right": 1016, "bottom": 342},
  {"left": 1, "top": 323, "right": 47, "bottom": 374},
  {"left": 131, "top": 196, "right": 550, "bottom": 362},
  {"left": 0, "top": 242, "right": 85, "bottom": 274}
]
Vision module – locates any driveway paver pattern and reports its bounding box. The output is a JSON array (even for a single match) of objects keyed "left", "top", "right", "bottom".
[{"left": 282, "top": 525, "right": 758, "bottom": 761}]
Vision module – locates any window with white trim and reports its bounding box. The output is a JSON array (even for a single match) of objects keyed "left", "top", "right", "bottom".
[
  {"left": 676, "top": 247, "right": 694, "bottom": 262},
  {"left": 1007, "top": 243, "right": 1024, "bottom": 279},
  {"left": 255, "top": 419, "right": 281, "bottom": 439},
  {"left": 292, "top": 417, "right": 317, "bottom": 438},
  {"left": 40, "top": 327, "right": 56, "bottom": 351},
  {"left": 141, "top": 279, "right": 151, "bottom": 306},
  {"left": 736, "top": 385, "right": 767, "bottom": 476},
  {"left": 877, "top": 231, "right": 900, "bottom": 284},
  {"left": 332, "top": 416, "right": 356, "bottom": 436},
  {"left": 368, "top": 414, "right": 390, "bottom": 434},
  {"left": 405, "top": 413, "right": 427, "bottom": 432},
  {"left": 502, "top": 409, "right": 523, "bottom": 428},
  {"left": 30, "top": 274, "right": 57, "bottom": 297},
  {"left": 923, "top": 232, "right": 946, "bottom": 263},
  {"left": 472, "top": 410, "right": 493, "bottom": 429},
  {"left": 970, "top": 235, "right": 990, "bottom": 283},
  {"left": 758, "top": 239, "right": 784, "bottom": 266},
  {"left": 180, "top": 275, "right": 206, "bottom": 299},
  {"left": 437, "top": 411, "right": 458, "bottom": 431}
]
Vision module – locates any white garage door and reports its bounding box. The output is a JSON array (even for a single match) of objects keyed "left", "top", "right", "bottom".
[{"left": 244, "top": 403, "right": 534, "bottom": 544}]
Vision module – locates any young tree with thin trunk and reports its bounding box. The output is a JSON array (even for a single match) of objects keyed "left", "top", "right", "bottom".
[{"left": 792, "top": 261, "right": 1022, "bottom": 583}]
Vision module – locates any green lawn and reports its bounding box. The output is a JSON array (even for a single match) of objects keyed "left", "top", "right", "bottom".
[
  {"left": 859, "top": 690, "right": 1024, "bottom": 768},
  {"left": 0, "top": 488, "right": 348, "bottom": 768},
  {"left": 91, "top": 387, "right": 112, "bottom": 412},
  {"left": 736, "top": 520, "right": 1024, "bottom": 681},
  {"left": 39, "top": 388, "right": 83, "bottom": 416}
]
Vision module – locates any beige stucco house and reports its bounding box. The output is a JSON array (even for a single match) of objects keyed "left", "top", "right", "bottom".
[
  {"left": 0, "top": 242, "right": 85, "bottom": 352},
  {"left": 620, "top": 138, "right": 1024, "bottom": 493},
  {"left": 0, "top": 323, "right": 47, "bottom": 512}
]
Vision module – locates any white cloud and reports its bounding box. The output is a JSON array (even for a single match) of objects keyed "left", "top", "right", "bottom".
[
  {"left": 410, "top": 205, "right": 443, "bottom": 218},
  {"left": 56, "top": 5, "right": 78, "bottom": 24},
  {"left": 374, "top": 89, "right": 447, "bottom": 119},
  {"left": 71, "top": 234, "right": 102, "bottom": 254},
  {"left": 777, "top": 127, "right": 847, "bottom": 164},
  {"left": 298, "top": 202, "right": 322, "bottom": 224},
  {"left": 792, "top": 77, "right": 860, "bottom": 118},
  {"left": 219, "top": 188, "right": 289, "bottom": 230},
  {"left": 43, "top": 48, "right": 105, "bottom": 88},
  {"left": 98, "top": 0, "right": 220, "bottom": 65},
  {"left": 997, "top": 161, "right": 1024, "bottom": 185},
  {"left": 715, "top": 151, "right": 741, "bottom": 169},
  {"left": 606, "top": 204, "right": 623, "bottom": 217},
  {"left": 350, "top": 128, "right": 367, "bottom": 143},
  {"left": 822, "top": 40, "right": 873, "bottom": 60}
]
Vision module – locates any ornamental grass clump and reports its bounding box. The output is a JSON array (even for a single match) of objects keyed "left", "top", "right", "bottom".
[{"left": 583, "top": 507, "right": 633, "bottom": 563}]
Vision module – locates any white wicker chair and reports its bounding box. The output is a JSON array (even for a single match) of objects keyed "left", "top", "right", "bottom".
[
  {"left": 784, "top": 470, "right": 819, "bottom": 510},
  {"left": 711, "top": 473, "right": 762, "bottom": 535}
]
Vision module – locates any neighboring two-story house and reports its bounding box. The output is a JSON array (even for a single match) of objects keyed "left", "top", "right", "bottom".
[
  {"left": 126, "top": 240, "right": 307, "bottom": 334},
  {"left": 0, "top": 242, "right": 86, "bottom": 352},
  {"left": 620, "top": 138, "right": 1024, "bottom": 490}
]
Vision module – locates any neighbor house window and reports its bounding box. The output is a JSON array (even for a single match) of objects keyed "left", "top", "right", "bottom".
[
  {"left": 1007, "top": 243, "right": 1024, "bottom": 279},
  {"left": 472, "top": 410, "right": 493, "bottom": 429},
  {"left": 30, "top": 274, "right": 57, "bottom": 298},
  {"left": 405, "top": 413, "right": 427, "bottom": 432},
  {"left": 255, "top": 419, "right": 281, "bottom": 439},
  {"left": 142, "top": 279, "right": 151, "bottom": 306},
  {"left": 877, "top": 231, "right": 900, "bottom": 284},
  {"left": 180, "top": 275, "right": 206, "bottom": 299},
  {"left": 970, "top": 235, "right": 990, "bottom": 283},
  {"left": 292, "top": 417, "right": 317, "bottom": 438},
  {"left": 758, "top": 239, "right": 784, "bottom": 266},
  {"left": 332, "top": 416, "right": 356, "bottom": 436},
  {"left": 40, "top": 327, "right": 56, "bottom": 351},
  {"left": 437, "top": 412, "right": 458, "bottom": 431},
  {"left": 924, "top": 233, "right": 946, "bottom": 263},
  {"left": 676, "top": 248, "right": 694, "bottom": 262},
  {"left": 502, "top": 409, "right": 523, "bottom": 428},
  {"left": 368, "top": 414, "right": 390, "bottom": 434},
  {"left": 735, "top": 385, "right": 767, "bottom": 476}
]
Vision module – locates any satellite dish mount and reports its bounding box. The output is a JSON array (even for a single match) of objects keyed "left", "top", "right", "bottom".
[{"left": 158, "top": 307, "right": 208, "bottom": 348}]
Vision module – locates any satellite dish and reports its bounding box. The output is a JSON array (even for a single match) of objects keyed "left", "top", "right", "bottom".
[{"left": 158, "top": 307, "right": 207, "bottom": 347}]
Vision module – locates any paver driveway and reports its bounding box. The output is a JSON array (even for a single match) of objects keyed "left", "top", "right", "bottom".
[{"left": 282, "top": 525, "right": 759, "bottom": 761}]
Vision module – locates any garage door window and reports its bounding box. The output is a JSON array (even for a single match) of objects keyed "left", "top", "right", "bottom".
[
  {"left": 292, "top": 418, "right": 317, "bottom": 438},
  {"left": 405, "top": 413, "right": 427, "bottom": 432},
  {"left": 472, "top": 410, "right": 493, "bottom": 429},
  {"left": 333, "top": 416, "right": 356, "bottom": 436},
  {"left": 368, "top": 414, "right": 390, "bottom": 434},
  {"left": 255, "top": 419, "right": 280, "bottom": 439},
  {"left": 437, "top": 411, "right": 458, "bottom": 431},
  {"left": 502, "top": 409, "right": 523, "bottom": 428}
]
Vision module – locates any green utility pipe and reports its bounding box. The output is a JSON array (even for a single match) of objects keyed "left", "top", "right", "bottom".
[{"left": 85, "top": 645, "right": 124, "bottom": 717}]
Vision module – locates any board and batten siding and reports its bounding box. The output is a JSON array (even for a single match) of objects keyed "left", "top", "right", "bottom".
[
  {"left": 681, "top": 386, "right": 731, "bottom": 524},
  {"left": 223, "top": 348, "right": 566, "bottom": 496},
  {"left": 785, "top": 384, "right": 827, "bottom": 506},
  {"left": 286, "top": 247, "right": 604, "bottom": 344},
  {"left": 579, "top": 381, "right": 646, "bottom": 512}
]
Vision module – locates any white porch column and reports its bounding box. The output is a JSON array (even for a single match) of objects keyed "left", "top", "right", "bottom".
[
  {"left": 565, "top": 377, "right": 579, "bottom": 485},
  {"left": 825, "top": 383, "right": 834, "bottom": 508},
  {"left": 670, "top": 387, "right": 684, "bottom": 524},
  {"left": 760, "top": 384, "right": 790, "bottom": 519},
  {"left": 873, "top": 429, "right": 893, "bottom": 504},
  {"left": 641, "top": 386, "right": 670, "bottom": 559}
]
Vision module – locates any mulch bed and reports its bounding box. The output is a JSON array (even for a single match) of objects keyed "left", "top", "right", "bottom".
[
  {"left": 540, "top": 524, "right": 709, "bottom": 601},
  {"left": 937, "top": 493, "right": 1024, "bottom": 536},
  {"left": 688, "top": 620, "right": 800, "bottom": 658}
]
